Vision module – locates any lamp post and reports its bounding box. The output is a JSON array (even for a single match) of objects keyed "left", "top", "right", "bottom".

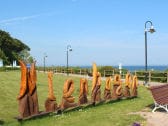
[
  {"left": 67, "top": 45, "right": 72, "bottom": 76},
  {"left": 43, "top": 54, "right": 47, "bottom": 72},
  {"left": 144, "top": 21, "right": 155, "bottom": 85}
]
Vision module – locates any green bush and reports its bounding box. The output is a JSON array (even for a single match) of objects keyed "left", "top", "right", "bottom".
[
  {"left": 0, "top": 67, "right": 20, "bottom": 71},
  {"left": 135, "top": 71, "right": 167, "bottom": 83}
]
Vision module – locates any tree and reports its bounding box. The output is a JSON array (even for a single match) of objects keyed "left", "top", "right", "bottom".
[
  {"left": 19, "top": 49, "right": 34, "bottom": 63},
  {"left": 0, "top": 30, "right": 31, "bottom": 65}
]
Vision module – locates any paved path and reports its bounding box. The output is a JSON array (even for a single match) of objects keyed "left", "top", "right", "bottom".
[
  {"left": 140, "top": 111, "right": 168, "bottom": 126},
  {"left": 131, "top": 110, "right": 168, "bottom": 126}
]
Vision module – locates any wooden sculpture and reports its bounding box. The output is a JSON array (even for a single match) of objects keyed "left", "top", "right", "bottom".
[
  {"left": 112, "top": 74, "right": 122, "bottom": 99},
  {"left": 17, "top": 60, "right": 39, "bottom": 118},
  {"left": 91, "top": 63, "right": 102, "bottom": 103},
  {"left": 45, "top": 71, "right": 58, "bottom": 112},
  {"left": 60, "top": 79, "right": 77, "bottom": 110},
  {"left": 131, "top": 75, "right": 138, "bottom": 97},
  {"left": 78, "top": 78, "right": 88, "bottom": 105},
  {"left": 123, "top": 73, "right": 132, "bottom": 98},
  {"left": 104, "top": 77, "right": 112, "bottom": 100}
]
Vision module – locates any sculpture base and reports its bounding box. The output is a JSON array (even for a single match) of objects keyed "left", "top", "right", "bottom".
[
  {"left": 15, "top": 111, "right": 50, "bottom": 121},
  {"left": 112, "top": 85, "right": 123, "bottom": 100},
  {"left": 132, "top": 88, "right": 138, "bottom": 97},
  {"left": 45, "top": 98, "right": 58, "bottom": 112},
  {"left": 78, "top": 94, "right": 88, "bottom": 105},
  {"left": 91, "top": 85, "right": 101, "bottom": 103},
  {"left": 104, "top": 89, "right": 111, "bottom": 100},
  {"left": 124, "top": 86, "right": 131, "bottom": 98},
  {"left": 60, "top": 98, "right": 78, "bottom": 110}
]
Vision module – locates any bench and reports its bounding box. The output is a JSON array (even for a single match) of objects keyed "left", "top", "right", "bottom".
[{"left": 148, "top": 84, "right": 168, "bottom": 112}]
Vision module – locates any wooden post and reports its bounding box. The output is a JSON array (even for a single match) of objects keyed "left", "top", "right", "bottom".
[
  {"left": 113, "top": 70, "right": 114, "bottom": 77},
  {"left": 80, "top": 69, "right": 82, "bottom": 75},
  {"left": 104, "top": 70, "right": 105, "bottom": 77},
  {"left": 84, "top": 69, "right": 86, "bottom": 75},
  {"left": 71, "top": 68, "right": 73, "bottom": 74},
  {"left": 149, "top": 71, "right": 151, "bottom": 83},
  {"left": 167, "top": 72, "right": 168, "bottom": 83}
]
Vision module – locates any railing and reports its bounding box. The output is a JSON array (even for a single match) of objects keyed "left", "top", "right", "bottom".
[
  {"left": 134, "top": 71, "right": 168, "bottom": 83},
  {"left": 53, "top": 68, "right": 90, "bottom": 76},
  {"left": 103, "top": 70, "right": 168, "bottom": 83},
  {"left": 37, "top": 67, "right": 168, "bottom": 83}
]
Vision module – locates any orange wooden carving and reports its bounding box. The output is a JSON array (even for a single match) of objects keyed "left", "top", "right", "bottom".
[
  {"left": 125, "top": 73, "right": 132, "bottom": 88},
  {"left": 17, "top": 60, "right": 39, "bottom": 118},
  {"left": 28, "top": 62, "right": 37, "bottom": 95},
  {"left": 91, "top": 63, "right": 97, "bottom": 92},
  {"left": 27, "top": 62, "right": 39, "bottom": 115},
  {"left": 78, "top": 78, "right": 88, "bottom": 105},
  {"left": 104, "top": 77, "right": 112, "bottom": 100},
  {"left": 124, "top": 73, "right": 132, "bottom": 97},
  {"left": 17, "top": 60, "right": 27, "bottom": 100},
  {"left": 60, "top": 79, "right": 77, "bottom": 110},
  {"left": 47, "top": 71, "right": 56, "bottom": 100},
  {"left": 91, "top": 63, "right": 102, "bottom": 103},
  {"left": 112, "top": 74, "right": 123, "bottom": 99},
  {"left": 45, "top": 71, "right": 57, "bottom": 112},
  {"left": 131, "top": 75, "right": 138, "bottom": 97}
]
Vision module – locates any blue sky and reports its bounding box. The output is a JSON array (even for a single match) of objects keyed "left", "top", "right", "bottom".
[{"left": 0, "top": 0, "right": 168, "bottom": 66}]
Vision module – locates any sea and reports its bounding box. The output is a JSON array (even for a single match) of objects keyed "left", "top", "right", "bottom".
[
  {"left": 80, "top": 65, "right": 168, "bottom": 72},
  {"left": 120, "top": 66, "right": 168, "bottom": 71}
]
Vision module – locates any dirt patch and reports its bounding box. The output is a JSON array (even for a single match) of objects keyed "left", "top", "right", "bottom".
[{"left": 129, "top": 108, "right": 168, "bottom": 126}]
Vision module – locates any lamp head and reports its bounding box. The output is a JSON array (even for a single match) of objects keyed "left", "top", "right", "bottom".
[
  {"left": 67, "top": 45, "right": 72, "bottom": 51},
  {"left": 149, "top": 25, "right": 155, "bottom": 33}
]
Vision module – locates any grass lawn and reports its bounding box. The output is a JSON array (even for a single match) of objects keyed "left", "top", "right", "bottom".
[{"left": 0, "top": 71, "right": 153, "bottom": 126}]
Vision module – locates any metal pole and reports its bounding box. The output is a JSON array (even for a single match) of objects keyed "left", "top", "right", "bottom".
[
  {"left": 66, "top": 45, "right": 72, "bottom": 76},
  {"left": 145, "top": 30, "right": 148, "bottom": 85},
  {"left": 67, "top": 50, "right": 69, "bottom": 76},
  {"left": 144, "top": 20, "right": 155, "bottom": 85},
  {"left": 43, "top": 54, "right": 47, "bottom": 73},
  {"left": 44, "top": 56, "right": 45, "bottom": 72}
]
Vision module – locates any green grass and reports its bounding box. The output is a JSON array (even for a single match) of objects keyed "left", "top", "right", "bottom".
[{"left": 0, "top": 71, "right": 153, "bottom": 126}]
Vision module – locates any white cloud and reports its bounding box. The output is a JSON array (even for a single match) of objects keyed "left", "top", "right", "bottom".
[
  {"left": 0, "top": 14, "right": 41, "bottom": 24},
  {"left": 0, "top": 12, "right": 58, "bottom": 25}
]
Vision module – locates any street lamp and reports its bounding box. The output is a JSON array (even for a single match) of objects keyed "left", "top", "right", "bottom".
[
  {"left": 43, "top": 54, "right": 47, "bottom": 72},
  {"left": 144, "top": 21, "right": 155, "bottom": 85},
  {"left": 67, "top": 45, "right": 72, "bottom": 76}
]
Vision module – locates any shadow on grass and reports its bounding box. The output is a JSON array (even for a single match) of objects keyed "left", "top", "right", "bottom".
[
  {"left": 146, "top": 103, "right": 154, "bottom": 109},
  {"left": 0, "top": 120, "right": 4, "bottom": 125},
  {"left": 63, "top": 106, "right": 82, "bottom": 113},
  {"left": 146, "top": 103, "right": 168, "bottom": 112},
  {"left": 16, "top": 96, "right": 139, "bottom": 123},
  {"left": 15, "top": 111, "right": 54, "bottom": 122}
]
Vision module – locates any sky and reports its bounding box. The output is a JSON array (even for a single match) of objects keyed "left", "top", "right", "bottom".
[{"left": 0, "top": 0, "right": 168, "bottom": 66}]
